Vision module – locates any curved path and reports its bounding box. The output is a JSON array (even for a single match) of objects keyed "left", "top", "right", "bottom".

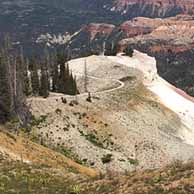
[{"left": 73, "top": 72, "right": 125, "bottom": 95}]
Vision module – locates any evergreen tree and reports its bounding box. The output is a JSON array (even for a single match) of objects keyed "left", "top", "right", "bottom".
[
  {"left": 104, "top": 41, "right": 118, "bottom": 56},
  {"left": 0, "top": 54, "right": 12, "bottom": 122},
  {"left": 52, "top": 63, "right": 59, "bottom": 92},
  {"left": 23, "top": 58, "right": 31, "bottom": 96},
  {"left": 39, "top": 64, "right": 49, "bottom": 98},
  {"left": 73, "top": 75, "right": 79, "bottom": 95},
  {"left": 123, "top": 46, "right": 134, "bottom": 57},
  {"left": 30, "top": 61, "right": 40, "bottom": 95},
  {"left": 68, "top": 71, "right": 75, "bottom": 95},
  {"left": 0, "top": 38, "right": 30, "bottom": 125},
  {"left": 15, "top": 55, "right": 30, "bottom": 125},
  {"left": 56, "top": 55, "right": 79, "bottom": 95},
  {"left": 43, "top": 47, "right": 51, "bottom": 91},
  {"left": 58, "top": 63, "right": 66, "bottom": 93}
]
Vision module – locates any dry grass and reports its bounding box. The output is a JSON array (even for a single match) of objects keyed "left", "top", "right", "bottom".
[
  {"left": 0, "top": 127, "right": 97, "bottom": 177},
  {"left": 1, "top": 127, "right": 194, "bottom": 193}
]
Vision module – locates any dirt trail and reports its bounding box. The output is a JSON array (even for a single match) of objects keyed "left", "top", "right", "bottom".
[{"left": 74, "top": 72, "right": 125, "bottom": 95}]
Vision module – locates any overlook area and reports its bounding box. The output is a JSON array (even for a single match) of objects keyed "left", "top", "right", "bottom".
[{"left": 2, "top": 1, "right": 194, "bottom": 193}]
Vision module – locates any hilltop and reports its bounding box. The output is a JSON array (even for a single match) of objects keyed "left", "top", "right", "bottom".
[
  {"left": 28, "top": 51, "right": 194, "bottom": 173},
  {"left": 62, "top": 14, "right": 194, "bottom": 96}
]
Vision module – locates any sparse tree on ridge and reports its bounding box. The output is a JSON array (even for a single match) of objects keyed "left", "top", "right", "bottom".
[
  {"left": 0, "top": 53, "right": 12, "bottom": 122},
  {"left": 0, "top": 36, "right": 30, "bottom": 125},
  {"left": 39, "top": 63, "right": 49, "bottom": 98},
  {"left": 30, "top": 61, "right": 40, "bottom": 96},
  {"left": 123, "top": 45, "right": 134, "bottom": 57}
]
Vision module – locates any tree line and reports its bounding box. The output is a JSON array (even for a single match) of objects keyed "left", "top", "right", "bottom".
[
  {"left": 0, "top": 38, "right": 78, "bottom": 124},
  {"left": 29, "top": 51, "right": 79, "bottom": 98},
  {"left": 0, "top": 37, "right": 133, "bottom": 125}
]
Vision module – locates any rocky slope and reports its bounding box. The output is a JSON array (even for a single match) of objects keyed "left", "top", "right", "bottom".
[
  {"left": 3, "top": 51, "right": 194, "bottom": 193},
  {"left": 0, "top": 126, "right": 100, "bottom": 193},
  {"left": 2, "top": 138, "right": 194, "bottom": 193},
  {"left": 28, "top": 51, "right": 194, "bottom": 174},
  {"left": 0, "top": 126, "right": 97, "bottom": 177}
]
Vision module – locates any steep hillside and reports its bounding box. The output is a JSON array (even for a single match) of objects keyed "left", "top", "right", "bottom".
[
  {"left": 0, "top": 126, "right": 97, "bottom": 177},
  {"left": 28, "top": 51, "right": 194, "bottom": 174},
  {"left": 2, "top": 137, "right": 194, "bottom": 193},
  {"left": 2, "top": 51, "right": 194, "bottom": 193}
]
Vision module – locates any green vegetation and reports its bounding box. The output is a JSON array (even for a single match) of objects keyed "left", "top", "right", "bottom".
[
  {"left": 101, "top": 154, "right": 112, "bottom": 164},
  {"left": 104, "top": 41, "right": 118, "bottom": 56},
  {"left": 0, "top": 37, "right": 30, "bottom": 125},
  {"left": 128, "top": 158, "right": 139, "bottom": 166},
  {"left": 79, "top": 130, "right": 104, "bottom": 148},
  {"left": 123, "top": 46, "right": 134, "bottom": 57},
  {"left": 85, "top": 133, "right": 104, "bottom": 148},
  {"left": 2, "top": 154, "right": 194, "bottom": 193},
  {"left": 30, "top": 115, "right": 48, "bottom": 127},
  {"left": 59, "top": 147, "right": 84, "bottom": 165},
  {"left": 0, "top": 160, "right": 83, "bottom": 194}
]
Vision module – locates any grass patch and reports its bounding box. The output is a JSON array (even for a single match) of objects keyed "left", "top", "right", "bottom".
[
  {"left": 0, "top": 160, "right": 86, "bottom": 194},
  {"left": 30, "top": 115, "right": 48, "bottom": 127},
  {"left": 85, "top": 133, "right": 104, "bottom": 148},
  {"left": 128, "top": 158, "right": 139, "bottom": 166},
  {"left": 59, "top": 147, "right": 84, "bottom": 165}
]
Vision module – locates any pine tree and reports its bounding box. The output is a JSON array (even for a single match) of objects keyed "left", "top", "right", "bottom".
[
  {"left": 50, "top": 50, "right": 57, "bottom": 92},
  {"left": 73, "top": 76, "right": 79, "bottom": 95},
  {"left": 123, "top": 46, "right": 134, "bottom": 57},
  {"left": 52, "top": 63, "right": 59, "bottom": 92},
  {"left": 39, "top": 64, "right": 49, "bottom": 98},
  {"left": 23, "top": 58, "right": 31, "bottom": 96},
  {"left": 31, "top": 61, "right": 40, "bottom": 96},
  {"left": 58, "top": 63, "right": 66, "bottom": 93},
  {"left": 0, "top": 54, "right": 12, "bottom": 122},
  {"left": 0, "top": 38, "right": 30, "bottom": 125},
  {"left": 104, "top": 41, "right": 118, "bottom": 56},
  {"left": 50, "top": 51, "right": 79, "bottom": 96},
  {"left": 15, "top": 55, "right": 30, "bottom": 125},
  {"left": 68, "top": 71, "right": 75, "bottom": 95},
  {"left": 44, "top": 47, "right": 51, "bottom": 91}
]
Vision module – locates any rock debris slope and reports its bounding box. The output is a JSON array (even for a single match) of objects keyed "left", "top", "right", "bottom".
[{"left": 29, "top": 51, "right": 194, "bottom": 173}]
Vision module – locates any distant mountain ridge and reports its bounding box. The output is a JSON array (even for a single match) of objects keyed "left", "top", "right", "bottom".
[
  {"left": 109, "top": 0, "right": 194, "bottom": 17},
  {"left": 1, "top": 0, "right": 194, "bottom": 49}
]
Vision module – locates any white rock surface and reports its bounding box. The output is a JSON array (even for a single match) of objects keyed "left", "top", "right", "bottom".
[{"left": 69, "top": 50, "right": 194, "bottom": 145}]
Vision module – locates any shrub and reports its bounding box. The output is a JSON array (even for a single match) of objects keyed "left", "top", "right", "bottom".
[
  {"left": 123, "top": 46, "right": 134, "bottom": 57},
  {"left": 128, "top": 158, "right": 139, "bottom": 166},
  {"left": 101, "top": 154, "right": 112, "bottom": 164},
  {"left": 55, "top": 108, "right": 62, "bottom": 114}
]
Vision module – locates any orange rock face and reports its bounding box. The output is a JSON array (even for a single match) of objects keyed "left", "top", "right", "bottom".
[
  {"left": 80, "top": 14, "right": 194, "bottom": 55},
  {"left": 119, "top": 14, "right": 194, "bottom": 54},
  {"left": 120, "top": 20, "right": 153, "bottom": 37},
  {"left": 82, "top": 23, "right": 115, "bottom": 40},
  {"left": 113, "top": 0, "right": 194, "bottom": 14}
]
